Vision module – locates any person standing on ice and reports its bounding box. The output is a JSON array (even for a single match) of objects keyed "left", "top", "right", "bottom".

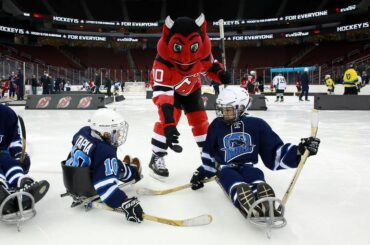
[{"left": 148, "top": 14, "right": 231, "bottom": 180}]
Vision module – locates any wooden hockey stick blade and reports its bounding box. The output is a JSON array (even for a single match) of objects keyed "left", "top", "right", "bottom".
[
  {"left": 143, "top": 214, "right": 212, "bottom": 227},
  {"left": 136, "top": 176, "right": 216, "bottom": 195},
  {"left": 90, "top": 201, "right": 212, "bottom": 227},
  {"left": 17, "top": 115, "right": 26, "bottom": 163}
]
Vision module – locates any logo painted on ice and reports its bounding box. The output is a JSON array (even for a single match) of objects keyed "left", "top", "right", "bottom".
[{"left": 221, "top": 132, "right": 255, "bottom": 162}]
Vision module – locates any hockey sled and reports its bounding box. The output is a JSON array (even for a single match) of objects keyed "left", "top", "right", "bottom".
[
  {"left": 0, "top": 192, "right": 36, "bottom": 231},
  {"left": 247, "top": 197, "right": 287, "bottom": 239}
]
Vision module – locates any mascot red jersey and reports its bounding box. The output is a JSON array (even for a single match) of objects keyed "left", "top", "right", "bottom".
[{"left": 148, "top": 13, "right": 231, "bottom": 179}]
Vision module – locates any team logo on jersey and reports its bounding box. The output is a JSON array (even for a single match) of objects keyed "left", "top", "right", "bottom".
[
  {"left": 77, "top": 96, "right": 93, "bottom": 108},
  {"left": 174, "top": 74, "right": 202, "bottom": 95},
  {"left": 36, "top": 96, "right": 51, "bottom": 108},
  {"left": 57, "top": 96, "right": 72, "bottom": 108},
  {"left": 221, "top": 132, "right": 255, "bottom": 162}
]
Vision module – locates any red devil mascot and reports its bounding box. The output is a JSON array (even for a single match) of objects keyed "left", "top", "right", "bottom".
[{"left": 148, "top": 13, "right": 231, "bottom": 179}]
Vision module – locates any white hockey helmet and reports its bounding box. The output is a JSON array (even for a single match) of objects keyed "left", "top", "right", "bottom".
[
  {"left": 250, "top": 70, "right": 256, "bottom": 76},
  {"left": 325, "top": 74, "right": 331, "bottom": 79},
  {"left": 216, "top": 86, "right": 251, "bottom": 123},
  {"left": 90, "top": 108, "right": 128, "bottom": 147}
]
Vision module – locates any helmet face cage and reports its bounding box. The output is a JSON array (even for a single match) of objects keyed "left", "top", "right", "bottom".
[
  {"left": 215, "top": 87, "right": 250, "bottom": 123},
  {"left": 216, "top": 103, "right": 246, "bottom": 123},
  {"left": 102, "top": 121, "right": 128, "bottom": 147},
  {"left": 111, "top": 121, "right": 129, "bottom": 147}
]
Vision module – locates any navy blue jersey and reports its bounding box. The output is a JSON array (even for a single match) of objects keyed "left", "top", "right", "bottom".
[
  {"left": 0, "top": 104, "right": 22, "bottom": 157},
  {"left": 66, "top": 126, "right": 132, "bottom": 208},
  {"left": 199, "top": 115, "right": 300, "bottom": 177}
]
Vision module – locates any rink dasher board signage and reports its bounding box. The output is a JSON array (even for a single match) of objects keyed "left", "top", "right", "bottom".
[
  {"left": 23, "top": 13, "right": 159, "bottom": 28},
  {"left": 25, "top": 94, "right": 110, "bottom": 110},
  {"left": 212, "top": 4, "right": 357, "bottom": 27},
  {"left": 336, "top": 22, "right": 369, "bottom": 32},
  {"left": 0, "top": 25, "right": 139, "bottom": 42}
]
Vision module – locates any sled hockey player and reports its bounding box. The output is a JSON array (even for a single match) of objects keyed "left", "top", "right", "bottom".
[
  {"left": 0, "top": 104, "right": 49, "bottom": 220},
  {"left": 62, "top": 108, "right": 144, "bottom": 223},
  {"left": 148, "top": 13, "right": 231, "bottom": 180},
  {"left": 190, "top": 86, "right": 320, "bottom": 222},
  {"left": 272, "top": 73, "right": 287, "bottom": 102}
]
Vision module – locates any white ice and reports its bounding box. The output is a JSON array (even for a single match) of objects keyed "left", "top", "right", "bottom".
[{"left": 1, "top": 93, "right": 370, "bottom": 245}]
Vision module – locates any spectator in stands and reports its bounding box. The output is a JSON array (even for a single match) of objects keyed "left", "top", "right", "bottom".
[
  {"left": 361, "top": 71, "right": 368, "bottom": 86},
  {"left": 61, "top": 78, "right": 66, "bottom": 91},
  {"left": 324, "top": 74, "right": 335, "bottom": 95},
  {"left": 240, "top": 75, "right": 247, "bottom": 91},
  {"left": 94, "top": 73, "right": 101, "bottom": 87},
  {"left": 258, "top": 77, "right": 264, "bottom": 93},
  {"left": 31, "top": 75, "right": 38, "bottom": 95},
  {"left": 299, "top": 68, "right": 310, "bottom": 101},
  {"left": 1, "top": 76, "right": 9, "bottom": 98},
  {"left": 343, "top": 64, "right": 360, "bottom": 95},
  {"left": 9, "top": 72, "right": 16, "bottom": 99},
  {"left": 247, "top": 70, "right": 258, "bottom": 95},
  {"left": 41, "top": 72, "right": 51, "bottom": 95},
  {"left": 65, "top": 81, "right": 71, "bottom": 91},
  {"left": 55, "top": 78, "right": 62, "bottom": 94},
  {"left": 105, "top": 75, "right": 112, "bottom": 97},
  {"left": 82, "top": 80, "right": 88, "bottom": 91},
  {"left": 49, "top": 76, "right": 54, "bottom": 94},
  {"left": 16, "top": 69, "right": 24, "bottom": 100}
]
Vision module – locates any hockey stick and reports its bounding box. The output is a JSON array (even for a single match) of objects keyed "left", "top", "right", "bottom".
[
  {"left": 136, "top": 176, "right": 216, "bottom": 195},
  {"left": 17, "top": 115, "right": 26, "bottom": 163},
  {"left": 281, "top": 109, "right": 319, "bottom": 206},
  {"left": 218, "top": 19, "right": 227, "bottom": 71},
  {"left": 89, "top": 201, "right": 213, "bottom": 227}
]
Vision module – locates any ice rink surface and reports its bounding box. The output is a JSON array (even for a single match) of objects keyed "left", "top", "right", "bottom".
[{"left": 1, "top": 93, "right": 370, "bottom": 245}]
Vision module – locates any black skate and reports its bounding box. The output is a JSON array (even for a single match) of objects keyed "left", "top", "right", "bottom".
[
  {"left": 256, "top": 182, "right": 279, "bottom": 217},
  {"left": 18, "top": 177, "right": 50, "bottom": 208},
  {"left": 148, "top": 152, "right": 169, "bottom": 180},
  {"left": 236, "top": 183, "right": 263, "bottom": 217}
]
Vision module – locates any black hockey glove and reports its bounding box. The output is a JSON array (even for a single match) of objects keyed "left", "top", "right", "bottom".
[
  {"left": 121, "top": 197, "right": 144, "bottom": 223},
  {"left": 190, "top": 170, "right": 206, "bottom": 190},
  {"left": 164, "top": 125, "right": 182, "bottom": 153},
  {"left": 218, "top": 70, "right": 231, "bottom": 84},
  {"left": 298, "top": 137, "right": 320, "bottom": 156},
  {"left": 14, "top": 152, "right": 31, "bottom": 174}
]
